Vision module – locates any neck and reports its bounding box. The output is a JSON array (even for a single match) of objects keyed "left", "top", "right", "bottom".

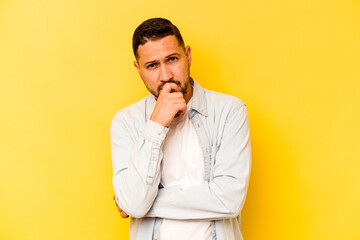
[{"left": 183, "top": 82, "right": 193, "bottom": 104}]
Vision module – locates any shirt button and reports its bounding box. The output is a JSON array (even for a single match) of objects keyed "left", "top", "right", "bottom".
[
  {"left": 159, "top": 133, "right": 165, "bottom": 139},
  {"left": 154, "top": 236, "right": 158, "bottom": 240},
  {"left": 153, "top": 156, "right": 158, "bottom": 161},
  {"left": 202, "top": 110, "right": 207, "bottom": 115}
]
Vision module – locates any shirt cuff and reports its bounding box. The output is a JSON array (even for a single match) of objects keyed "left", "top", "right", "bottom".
[{"left": 142, "top": 119, "right": 169, "bottom": 145}]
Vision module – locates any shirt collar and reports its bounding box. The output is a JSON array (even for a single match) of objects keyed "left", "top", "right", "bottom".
[
  {"left": 145, "top": 77, "right": 208, "bottom": 121},
  {"left": 189, "top": 78, "right": 208, "bottom": 116}
]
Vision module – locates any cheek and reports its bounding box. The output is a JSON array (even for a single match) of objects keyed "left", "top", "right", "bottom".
[
  {"left": 172, "top": 63, "right": 187, "bottom": 76},
  {"left": 150, "top": 69, "right": 160, "bottom": 79},
  {"left": 142, "top": 71, "right": 160, "bottom": 86}
]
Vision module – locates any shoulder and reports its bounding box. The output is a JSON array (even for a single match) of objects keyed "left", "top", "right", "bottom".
[
  {"left": 111, "top": 96, "right": 147, "bottom": 129},
  {"left": 203, "top": 89, "right": 246, "bottom": 115}
]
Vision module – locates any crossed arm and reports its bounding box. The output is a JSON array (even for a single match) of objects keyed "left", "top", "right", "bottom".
[{"left": 111, "top": 101, "right": 251, "bottom": 220}]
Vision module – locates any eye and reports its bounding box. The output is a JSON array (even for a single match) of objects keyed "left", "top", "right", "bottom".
[
  {"left": 147, "top": 63, "right": 156, "bottom": 69},
  {"left": 169, "top": 56, "right": 177, "bottom": 62}
]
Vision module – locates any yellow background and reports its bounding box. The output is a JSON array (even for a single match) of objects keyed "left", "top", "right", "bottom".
[{"left": 1, "top": 0, "right": 359, "bottom": 239}]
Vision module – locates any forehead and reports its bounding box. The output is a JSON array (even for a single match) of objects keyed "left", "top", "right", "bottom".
[{"left": 137, "top": 35, "right": 184, "bottom": 62}]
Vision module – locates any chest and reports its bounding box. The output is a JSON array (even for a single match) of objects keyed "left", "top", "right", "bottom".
[{"left": 161, "top": 114, "right": 205, "bottom": 187}]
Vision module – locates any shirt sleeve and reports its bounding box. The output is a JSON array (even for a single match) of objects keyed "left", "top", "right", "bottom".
[
  {"left": 111, "top": 114, "right": 169, "bottom": 218},
  {"left": 144, "top": 104, "right": 252, "bottom": 220}
]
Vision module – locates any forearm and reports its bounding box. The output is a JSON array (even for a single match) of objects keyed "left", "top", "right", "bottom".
[
  {"left": 145, "top": 152, "right": 251, "bottom": 220},
  {"left": 145, "top": 104, "right": 252, "bottom": 220}
]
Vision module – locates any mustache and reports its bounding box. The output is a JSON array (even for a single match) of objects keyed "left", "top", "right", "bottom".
[{"left": 157, "top": 80, "right": 181, "bottom": 93}]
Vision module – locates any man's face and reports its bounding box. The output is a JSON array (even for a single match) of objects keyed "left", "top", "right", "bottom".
[{"left": 133, "top": 35, "right": 192, "bottom": 100}]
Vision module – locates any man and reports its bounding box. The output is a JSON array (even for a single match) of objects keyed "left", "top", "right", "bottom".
[{"left": 111, "top": 18, "right": 251, "bottom": 240}]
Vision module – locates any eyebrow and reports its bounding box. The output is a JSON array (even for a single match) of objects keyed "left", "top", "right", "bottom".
[{"left": 143, "top": 53, "right": 181, "bottom": 67}]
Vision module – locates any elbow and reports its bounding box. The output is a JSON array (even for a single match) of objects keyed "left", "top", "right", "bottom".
[
  {"left": 125, "top": 204, "right": 151, "bottom": 218},
  {"left": 226, "top": 184, "right": 249, "bottom": 218},
  {"left": 213, "top": 179, "right": 248, "bottom": 218},
  {"left": 114, "top": 190, "right": 156, "bottom": 218},
  {"left": 112, "top": 170, "right": 159, "bottom": 218},
  {"left": 221, "top": 197, "right": 246, "bottom": 218},
  {"left": 227, "top": 201, "right": 245, "bottom": 218}
]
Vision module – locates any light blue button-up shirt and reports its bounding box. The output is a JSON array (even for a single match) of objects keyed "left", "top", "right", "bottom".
[{"left": 111, "top": 79, "right": 252, "bottom": 240}]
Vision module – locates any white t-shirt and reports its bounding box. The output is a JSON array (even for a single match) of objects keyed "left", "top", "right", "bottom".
[{"left": 160, "top": 99, "right": 212, "bottom": 240}]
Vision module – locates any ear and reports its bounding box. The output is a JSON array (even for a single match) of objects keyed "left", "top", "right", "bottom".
[
  {"left": 185, "top": 46, "right": 192, "bottom": 68},
  {"left": 133, "top": 61, "right": 141, "bottom": 76}
]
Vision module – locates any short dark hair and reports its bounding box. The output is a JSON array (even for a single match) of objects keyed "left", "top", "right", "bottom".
[{"left": 132, "top": 18, "right": 185, "bottom": 59}]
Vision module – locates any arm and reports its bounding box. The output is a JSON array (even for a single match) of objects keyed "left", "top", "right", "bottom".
[
  {"left": 111, "top": 83, "right": 187, "bottom": 218},
  {"left": 111, "top": 115, "right": 168, "bottom": 218},
  {"left": 145, "top": 104, "right": 252, "bottom": 220}
]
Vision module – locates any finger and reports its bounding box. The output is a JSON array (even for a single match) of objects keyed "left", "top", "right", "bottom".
[
  {"left": 171, "top": 102, "right": 187, "bottom": 117},
  {"left": 117, "top": 206, "right": 122, "bottom": 213},
  {"left": 166, "top": 92, "right": 184, "bottom": 99},
  {"left": 160, "top": 82, "right": 179, "bottom": 95},
  {"left": 120, "top": 211, "right": 129, "bottom": 218},
  {"left": 178, "top": 103, "right": 187, "bottom": 116}
]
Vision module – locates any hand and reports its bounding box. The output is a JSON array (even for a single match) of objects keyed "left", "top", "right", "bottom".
[
  {"left": 113, "top": 195, "right": 129, "bottom": 218},
  {"left": 150, "top": 82, "right": 187, "bottom": 127}
]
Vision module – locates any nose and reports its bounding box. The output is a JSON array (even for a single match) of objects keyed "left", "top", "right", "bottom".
[{"left": 159, "top": 64, "right": 173, "bottom": 82}]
